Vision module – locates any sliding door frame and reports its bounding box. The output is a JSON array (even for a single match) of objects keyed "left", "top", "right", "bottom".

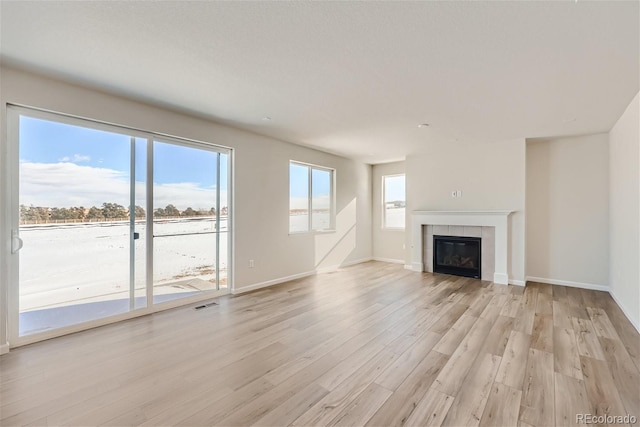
[{"left": 5, "top": 104, "right": 234, "bottom": 348}]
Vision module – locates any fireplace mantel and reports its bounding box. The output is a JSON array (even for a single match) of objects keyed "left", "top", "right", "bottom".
[{"left": 410, "top": 210, "right": 514, "bottom": 285}]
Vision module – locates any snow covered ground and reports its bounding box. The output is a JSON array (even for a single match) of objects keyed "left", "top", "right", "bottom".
[
  {"left": 18, "top": 217, "right": 229, "bottom": 312},
  {"left": 289, "top": 212, "right": 331, "bottom": 232}
]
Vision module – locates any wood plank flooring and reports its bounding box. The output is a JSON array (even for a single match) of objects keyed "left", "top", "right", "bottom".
[{"left": 1, "top": 261, "right": 639, "bottom": 426}]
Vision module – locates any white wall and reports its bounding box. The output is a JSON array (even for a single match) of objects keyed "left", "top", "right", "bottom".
[
  {"left": 609, "top": 92, "right": 640, "bottom": 330},
  {"left": 0, "top": 66, "right": 373, "bottom": 349},
  {"left": 405, "top": 138, "right": 526, "bottom": 284},
  {"left": 371, "top": 161, "right": 406, "bottom": 263},
  {"left": 526, "top": 134, "right": 609, "bottom": 288}
]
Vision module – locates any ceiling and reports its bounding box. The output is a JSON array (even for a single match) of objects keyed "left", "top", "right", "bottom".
[{"left": 1, "top": 1, "right": 638, "bottom": 164}]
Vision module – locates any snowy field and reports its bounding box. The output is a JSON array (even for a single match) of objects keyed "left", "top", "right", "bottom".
[
  {"left": 19, "top": 218, "right": 228, "bottom": 312},
  {"left": 289, "top": 212, "right": 331, "bottom": 232}
]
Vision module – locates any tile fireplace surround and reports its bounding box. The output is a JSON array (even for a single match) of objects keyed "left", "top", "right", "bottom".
[{"left": 410, "top": 211, "right": 514, "bottom": 285}]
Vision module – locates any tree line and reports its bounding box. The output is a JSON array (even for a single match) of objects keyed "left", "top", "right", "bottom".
[{"left": 20, "top": 203, "right": 228, "bottom": 222}]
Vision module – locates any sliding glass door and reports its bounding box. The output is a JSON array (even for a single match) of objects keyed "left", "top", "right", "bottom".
[
  {"left": 14, "top": 115, "right": 144, "bottom": 336},
  {"left": 7, "top": 107, "right": 231, "bottom": 345},
  {"left": 151, "top": 140, "right": 228, "bottom": 304}
]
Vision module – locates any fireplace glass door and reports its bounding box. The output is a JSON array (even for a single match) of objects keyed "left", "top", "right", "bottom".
[{"left": 433, "top": 235, "right": 481, "bottom": 279}]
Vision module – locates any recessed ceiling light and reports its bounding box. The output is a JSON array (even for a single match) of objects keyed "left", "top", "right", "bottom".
[
  {"left": 418, "top": 123, "right": 430, "bottom": 128},
  {"left": 262, "top": 117, "right": 272, "bottom": 121}
]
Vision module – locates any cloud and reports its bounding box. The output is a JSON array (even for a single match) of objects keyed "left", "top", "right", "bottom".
[
  {"left": 19, "top": 162, "right": 228, "bottom": 210},
  {"left": 58, "top": 154, "right": 91, "bottom": 163},
  {"left": 20, "top": 162, "right": 129, "bottom": 207}
]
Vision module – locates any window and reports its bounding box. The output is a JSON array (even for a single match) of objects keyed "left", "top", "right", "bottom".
[
  {"left": 289, "top": 161, "right": 334, "bottom": 233},
  {"left": 383, "top": 174, "right": 406, "bottom": 229}
]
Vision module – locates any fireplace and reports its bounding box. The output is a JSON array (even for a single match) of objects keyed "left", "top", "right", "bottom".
[
  {"left": 411, "top": 211, "right": 512, "bottom": 284},
  {"left": 433, "top": 235, "right": 481, "bottom": 279}
]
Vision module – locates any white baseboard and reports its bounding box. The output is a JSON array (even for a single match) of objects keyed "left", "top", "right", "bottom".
[
  {"left": 345, "top": 257, "right": 373, "bottom": 266},
  {"left": 0, "top": 343, "right": 9, "bottom": 355},
  {"left": 232, "top": 270, "right": 316, "bottom": 295},
  {"left": 407, "top": 262, "right": 423, "bottom": 272},
  {"left": 526, "top": 276, "right": 609, "bottom": 292},
  {"left": 372, "top": 257, "right": 405, "bottom": 264},
  {"left": 493, "top": 273, "right": 509, "bottom": 285},
  {"left": 509, "top": 279, "right": 526, "bottom": 287},
  {"left": 232, "top": 257, "right": 373, "bottom": 295},
  {"left": 609, "top": 289, "right": 640, "bottom": 334}
]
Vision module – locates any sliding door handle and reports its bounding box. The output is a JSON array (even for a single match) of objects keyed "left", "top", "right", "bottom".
[{"left": 11, "top": 230, "right": 23, "bottom": 254}]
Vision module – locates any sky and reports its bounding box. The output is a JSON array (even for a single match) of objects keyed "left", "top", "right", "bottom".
[
  {"left": 289, "top": 163, "right": 331, "bottom": 210},
  {"left": 19, "top": 116, "right": 228, "bottom": 210},
  {"left": 18, "top": 115, "right": 397, "bottom": 213},
  {"left": 384, "top": 174, "right": 405, "bottom": 203}
]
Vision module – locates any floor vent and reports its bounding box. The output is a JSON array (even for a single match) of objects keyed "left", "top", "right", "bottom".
[{"left": 194, "top": 302, "right": 219, "bottom": 310}]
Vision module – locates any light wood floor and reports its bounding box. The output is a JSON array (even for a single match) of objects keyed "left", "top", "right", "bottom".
[{"left": 1, "top": 261, "right": 639, "bottom": 426}]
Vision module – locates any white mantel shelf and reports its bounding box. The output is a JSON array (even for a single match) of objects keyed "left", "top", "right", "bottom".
[{"left": 410, "top": 210, "right": 516, "bottom": 285}]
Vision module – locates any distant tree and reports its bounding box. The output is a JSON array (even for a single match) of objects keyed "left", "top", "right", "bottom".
[
  {"left": 182, "top": 207, "right": 196, "bottom": 217},
  {"left": 20, "top": 205, "right": 47, "bottom": 222},
  {"left": 42, "top": 209, "right": 52, "bottom": 220},
  {"left": 101, "top": 202, "right": 127, "bottom": 219},
  {"left": 38, "top": 207, "right": 52, "bottom": 220},
  {"left": 86, "top": 206, "right": 104, "bottom": 220},
  {"left": 67, "top": 206, "right": 86, "bottom": 220},
  {"left": 49, "top": 207, "right": 70, "bottom": 220},
  {"left": 154, "top": 208, "right": 166, "bottom": 218},
  {"left": 209, "top": 207, "right": 217, "bottom": 216},
  {"left": 130, "top": 205, "right": 146, "bottom": 218},
  {"left": 164, "top": 204, "right": 180, "bottom": 217},
  {"left": 221, "top": 206, "right": 228, "bottom": 216},
  {"left": 20, "top": 204, "right": 28, "bottom": 220},
  {"left": 48, "top": 206, "right": 85, "bottom": 220}
]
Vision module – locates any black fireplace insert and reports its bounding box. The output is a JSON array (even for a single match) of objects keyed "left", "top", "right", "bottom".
[{"left": 433, "top": 235, "right": 481, "bottom": 279}]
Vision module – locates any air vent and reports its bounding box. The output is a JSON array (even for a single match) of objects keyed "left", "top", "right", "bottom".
[{"left": 194, "top": 302, "right": 218, "bottom": 310}]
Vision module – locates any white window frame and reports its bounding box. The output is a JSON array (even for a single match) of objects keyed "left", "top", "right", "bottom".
[
  {"left": 289, "top": 160, "right": 335, "bottom": 234},
  {"left": 382, "top": 173, "right": 406, "bottom": 230}
]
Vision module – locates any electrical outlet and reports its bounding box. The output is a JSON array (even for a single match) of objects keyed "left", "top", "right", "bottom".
[
  {"left": 451, "top": 190, "right": 457, "bottom": 198},
  {"left": 249, "top": 259, "right": 254, "bottom": 268}
]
